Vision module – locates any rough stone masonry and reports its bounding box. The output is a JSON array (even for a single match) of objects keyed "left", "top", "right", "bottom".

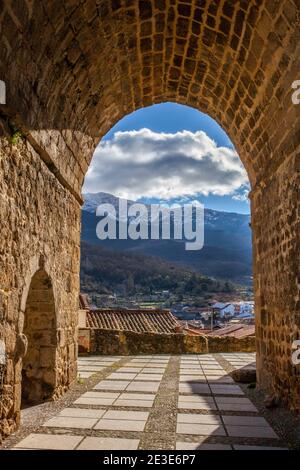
[{"left": 0, "top": 0, "right": 299, "bottom": 441}]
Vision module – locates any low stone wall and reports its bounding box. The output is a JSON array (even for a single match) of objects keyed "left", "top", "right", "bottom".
[{"left": 78, "top": 328, "right": 256, "bottom": 356}]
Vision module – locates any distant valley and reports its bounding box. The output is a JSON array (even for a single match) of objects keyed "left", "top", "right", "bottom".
[{"left": 81, "top": 192, "right": 253, "bottom": 286}]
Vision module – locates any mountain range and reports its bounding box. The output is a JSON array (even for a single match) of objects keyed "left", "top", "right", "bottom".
[{"left": 81, "top": 192, "right": 253, "bottom": 285}]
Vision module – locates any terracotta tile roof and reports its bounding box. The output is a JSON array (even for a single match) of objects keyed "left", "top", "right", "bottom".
[
  {"left": 86, "top": 308, "right": 180, "bottom": 334},
  {"left": 226, "top": 325, "right": 255, "bottom": 338},
  {"left": 183, "top": 327, "right": 205, "bottom": 336},
  {"left": 207, "top": 324, "right": 255, "bottom": 338}
]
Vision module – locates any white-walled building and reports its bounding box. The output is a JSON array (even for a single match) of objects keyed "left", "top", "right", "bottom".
[
  {"left": 212, "top": 302, "right": 235, "bottom": 318},
  {"left": 234, "top": 301, "right": 255, "bottom": 315}
]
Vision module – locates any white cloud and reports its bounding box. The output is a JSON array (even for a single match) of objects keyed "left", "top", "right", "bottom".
[
  {"left": 232, "top": 185, "right": 250, "bottom": 202},
  {"left": 83, "top": 129, "right": 248, "bottom": 200}
]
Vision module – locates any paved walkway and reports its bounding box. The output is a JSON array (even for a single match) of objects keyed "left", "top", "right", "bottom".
[{"left": 10, "top": 354, "right": 288, "bottom": 450}]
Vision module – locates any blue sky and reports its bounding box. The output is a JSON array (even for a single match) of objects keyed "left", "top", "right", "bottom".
[
  {"left": 84, "top": 103, "right": 250, "bottom": 214},
  {"left": 104, "top": 102, "right": 232, "bottom": 147}
]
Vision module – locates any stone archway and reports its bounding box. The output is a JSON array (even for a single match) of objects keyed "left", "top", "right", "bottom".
[
  {"left": 22, "top": 269, "right": 57, "bottom": 404},
  {"left": 0, "top": 0, "right": 299, "bottom": 439}
]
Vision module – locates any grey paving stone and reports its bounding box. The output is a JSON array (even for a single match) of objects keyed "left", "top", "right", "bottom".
[
  {"left": 177, "top": 423, "right": 226, "bottom": 436},
  {"left": 230, "top": 361, "right": 253, "bottom": 365},
  {"left": 179, "top": 369, "right": 204, "bottom": 375},
  {"left": 131, "top": 354, "right": 150, "bottom": 358},
  {"left": 222, "top": 416, "right": 270, "bottom": 427},
  {"left": 94, "top": 419, "right": 146, "bottom": 432},
  {"left": 215, "top": 396, "right": 254, "bottom": 404},
  {"left": 74, "top": 397, "right": 116, "bottom": 406},
  {"left": 153, "top": 355, "right": 170, "bottom": 358},
  {"left": 198, "top": 359, "right": 219, "bottom": 363},
  {"left": 148, "top": 362, "right": 167, "bottom": 367},
  {"left": 130, "top": 359, "right": 151, "bottom": 363},
  {"left": 144, "top": 364, "right": 167, "bottom": 369},
  {"left": 135, "top": 374, "right": 163, "bottom": 381},
  {"left": 179, "top": 383, "right": 211, "bottom": 394},
  {"left": 119, "top": 393, "right": 155, "bottom": 401},
  {"left": 103, "top": 410, "right": 149, "bottom": 421},
  {"left": 117, "top": 367, "right": 143, "bottom": 373},
  {"left": 210, "top": 384, "right": 244, "bottom": 395},
  {"left": 179, "top": 375, "right": 206, "bottom": 382},
  {"left": 204, "top": 370, "right": 227, "bottom": 376},
  {"left": 197, "top": 355, "right": 215, "bottom": 358},
  {"left": 83, "top": 363, "right": 113, "bottom": 367},
  {"left": 42, "top": 416, "right": 98, "bottom": 429},
  {"left": 127, "top": 382, "right": 160, "bottom": 392},
  {"left": 177, "top": 413, "right": 222, "bottom": 424},
  {"left": 108, "top": 373, "right": 137, "bottom": 380},
  {"left": 77, "top": 437, "right": 140, "bottom": 450},
  {"left": 78, "top": 358, "right": 116, "bottom": 362},
  {"left": 127, "top": 365, "right": 150, "bottom": 369},
  {"left": 176, "top": 442, "right": 232, "bottom": 450},
  {"left": 199, "top": 362, "right": 219, "bottom": 370},
  {"left": 180, "top": 365, "right": 201, "bottom": 369},
  {"left": 215, "top": 396, "right": 258, "bottom": 412},
  {"left": 207, "top": 376, "right": 234, "bottom": 384},
  {"left": 93, "top": 380, "right": 129, "bottom": 391},
  {"left": 114, "top": 399, "right": 153, "bottom": 408},
  {"left": 94, "top": 357, "right": 122, "bottom": 361},
  {"left": 181, "top": 361, "right": 200, "bottom": 365},
  {"left": 77, "top": 372, "right": 93, "bottom": 378},
  {"left": 201, "top": 365, "right": 224, "bottom": 370},
  {"left": 233, "top": 445, "right": 288, "bottom": 450},
  {"left": 181, "top": 360, "right": 199, "bottom": 363},
  {"left": 217, "top": 403, "right": 258, "bottom": 412},
  {"left": 178, "top": 395, "right": 215, "bottom": 403},
  {"left": 132, "top": 355, "right": 153, "bottom": 358},
  {"left": 15, "top": 433, "right": 83, "bottom": 450},
  {"left": 227, "top": 425, "right": 278, "bottom": 438},
  {"left": 81, "top": 391, "right": 120, "bottom": 398},
  {"left": 178, "top": 401, "right": 217, "bottom": 411},
  {"left": 59, "top": 408, "right": 106, "bottom": 418}
]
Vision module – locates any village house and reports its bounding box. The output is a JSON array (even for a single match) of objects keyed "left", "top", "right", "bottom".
[{"left": 212, "top": 302, "right": 235, "bottom": 318}]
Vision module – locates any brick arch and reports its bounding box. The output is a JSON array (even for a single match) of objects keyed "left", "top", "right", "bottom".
[
  {"left": 1, "top": 0, "right": 299, "bottom": 192},
  {"left": 0, "top": 0, "right": 299, "bottom": 438}
]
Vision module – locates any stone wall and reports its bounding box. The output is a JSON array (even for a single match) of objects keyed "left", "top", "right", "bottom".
[
  {"left": 252, "top": 151, "right": 300, "bottom": 411},
  {"left": 0, "top": 122, "right": 80, "bottom": 440},
  {"left": 79, "top": 328, "right": 256, "bottom": 356}
]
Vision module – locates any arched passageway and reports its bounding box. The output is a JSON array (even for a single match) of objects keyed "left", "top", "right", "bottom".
[
  {"left": 0, "top": 0, "right": 299, "bottom": 439},
  {"left": 22, "top": 270, "right": 57, "bottom": 404}
]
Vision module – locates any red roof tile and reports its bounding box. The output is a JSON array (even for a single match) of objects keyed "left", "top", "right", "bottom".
[
  {"left": 86, "top": 308, "right": 180, "bottom": 334},
  {"left": 207, "top": 324, "right": 255, "bottom": 338}
]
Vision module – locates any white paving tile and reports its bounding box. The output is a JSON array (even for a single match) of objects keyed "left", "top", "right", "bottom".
[
  {"left": 77, "top": 437, "right": 139, "bottom": 450},
  {"left": 15, "top": 434, "right": 83, "bottom": 450},
  {"left": 43, "top": 416, "right": 98, "bottom": 429}
]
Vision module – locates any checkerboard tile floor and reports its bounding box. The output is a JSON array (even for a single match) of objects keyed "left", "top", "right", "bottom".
[{"left": 11, "top": 354, "right": 288, "bottom": 450}]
